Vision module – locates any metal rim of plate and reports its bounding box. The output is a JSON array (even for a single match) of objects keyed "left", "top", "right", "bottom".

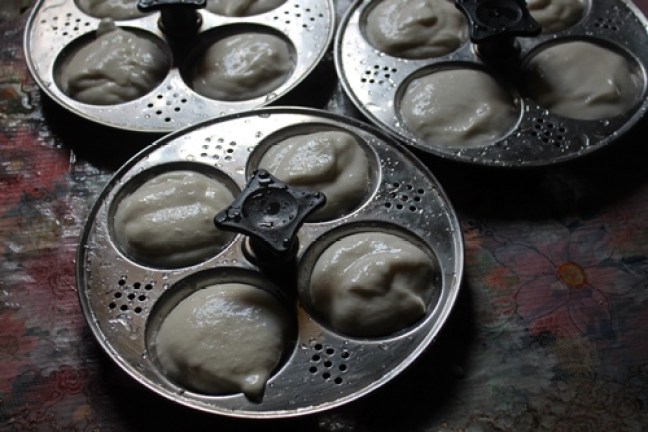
[
  {"left": 23, "top": 0, "right": 335, "bottom": 133},
  {"left": 334, "top": 0, "right": 648, "bottom": 167},
  {"left": 76, "top": 107, "right": 464, "bottom": 418}
]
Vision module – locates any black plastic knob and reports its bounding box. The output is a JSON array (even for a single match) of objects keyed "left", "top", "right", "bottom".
[
  {"left": 138, "top": 0, "right": 205, "bottom": 36},
  {"left": 455, "top": 0, "right": 541, "bottom": 43},
  {"left": 214, "top": 169, "right": 325, "bottom": 264}
]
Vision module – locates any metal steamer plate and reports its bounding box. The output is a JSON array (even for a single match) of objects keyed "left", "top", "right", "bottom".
[
  {"left": 335, "top": 0, "right": 648, "bottom": 167},
  {"left": 76, "top": 108, "right": 463, "bottom": 417},
  {"left": 24, "top": 0, "right": 334, "bottom": 133}
]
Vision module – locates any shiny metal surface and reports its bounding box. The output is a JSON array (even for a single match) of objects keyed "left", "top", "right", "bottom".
[
  {"left": 76, "top": 107, "right": 464, "bottom": 418},
  {"left": 24, "top": 0, "right": 335, "bottom": 133},
  {"left": 335, "top": 0, "right": 648, "bottom": 167}
]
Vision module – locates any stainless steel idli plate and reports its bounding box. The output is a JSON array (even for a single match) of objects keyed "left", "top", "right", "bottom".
[
  {"left": 335, "top": 0, "right": 648, "bottom": 166},
  {"left": 24, "top": 0, "right": 335, "bottom": 133},
  {"left": 76, "top": 107, "right": 463, "bottom": 418}
]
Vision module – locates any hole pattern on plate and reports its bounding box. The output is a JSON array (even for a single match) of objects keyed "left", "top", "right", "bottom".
[
  {"left": 308, "top": 343, "right": 349, "bottom": 385},
  {"left": 40, "top": 12, "right": 92, "bottom": 37},
  {"left": 593, "top": 16, "right": 621, "bottom": 32},
  {"left": 144, "top": 88, "right": 191, "bottom": 124},
  {"left": 361, "top": 65, "right": 398, "bottom": 86},
  {"left": 530, "top": 117, "right": 568, "bottom": 147},
  {"left": 108, "top": 277, "right": 155, "bottom": 315},
  {"left": 189, "top": 136, "right": 239, "bottom": 164},
  {"left": 273, "top": 4, "right": 327, "bottom": 29},
  {"left": 384, "top": 181, "right": 426, "bottom": 213}
]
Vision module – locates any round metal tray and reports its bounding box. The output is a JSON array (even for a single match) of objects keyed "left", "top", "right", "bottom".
[
  {"left": 24, "top": 0, "right": 335, "bottom": 133},
  {"left": 76, "top": 107, "right": 463, "bottom": 418},
  {"left": 335, "top": 0, "right": 648, "bottom": 167}
]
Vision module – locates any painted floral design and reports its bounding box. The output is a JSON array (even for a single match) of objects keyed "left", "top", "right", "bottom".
[{"left": 495, "top": 221, "right": 641, "bottom": 339}]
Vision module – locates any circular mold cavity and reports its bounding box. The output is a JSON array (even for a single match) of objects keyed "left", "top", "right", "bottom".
[
  {"left": 298, "top": 222, "right": 442, "bottom": 339},
  {"left": 145, "top": 268, "right": 295, "bottom": 401},
  {"left": 396, "top": 64, "right": 522, "bottom": 149},
  {"left": 527, "top": 0, "right": 589, "bottom": 33},
  {"left": 75, "top": 0, "right": 149, "bottom": 20},
  {"left": 522, "top": 38, "right": 645, "bottom": 121},
  {"left": 54, "top": 22, "right": 171, "bottom": 106},
  {"left": 108, "top": 163, "right": 240, "bottom": 269},
  {"left": 182, "top": 25, "right": 297, "bottom": 102},
  {"left": 361, "top": 0, "right": 468, "bottom": 59},
  {"left": 206, "top": 0, "right": 288, "bottom": 16},
  {"left": 246, "top": 123, "right": 380, "bottom": 222}
]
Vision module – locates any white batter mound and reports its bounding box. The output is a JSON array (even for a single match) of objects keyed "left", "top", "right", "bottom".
[
  {"left": 525, "top": 41, "right": 642, "bottom": 120},
  {"left": 527, "top": 0, "right": 586, "bottom": 33},
  {"left": 60, "top": 20, "right": 169, "bottom": 105},
  {"left": 155, "top": 283, "right": 289, "bottom": 399},
  {"left": 310, "top": 232, "right": 437, "bottom": 337},
  {"left": 192, "top": 33, "right": 294, "bottom": 101},
  {"left": 77, "top": 0, "right": 145, "bottom": 20},
  {"left": 113, "top": 170, "right": 235, "bottom": 268},
  {"left": 365, "top": 0, "right": 467, "bottom": 59},
  {"left": 400, "top": 69, "right": 519, "bottom": 147},
  {"left": 257, "top": 131, "right": 370, "bottom": 220},
  {"left": 206, "top": 0, "right": 286, "bottom": 16}
]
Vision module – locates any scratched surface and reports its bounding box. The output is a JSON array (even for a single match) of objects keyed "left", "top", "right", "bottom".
[{"left": 1, "top": 1, "right": 648, "bottom": 430}]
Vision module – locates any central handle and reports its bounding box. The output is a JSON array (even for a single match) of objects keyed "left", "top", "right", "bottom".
[
  {"left": 455, "top": 0, "right": 541, "bottom": 60},
  {"left": 214, "top": 169, "right": 326, "bottom": 266},
  {"left": 138, "top": 0, "right": 206, "bottom": 37}
]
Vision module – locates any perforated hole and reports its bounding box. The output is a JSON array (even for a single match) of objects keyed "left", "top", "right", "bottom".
[
  {"left": 274, "top": 4, "right": 326, "bottom": 28},
  {"left": 530, "top": 117, "right": 567, "bottom": 147},
  {"left": 384, "top": 182, "right": 425, "bottom": 212},
  {"left": 108, "top": 278, "right": 154, "bottom": 314},
  {"left": 144, "top": 90, "right": 191, "bottom": 123},
  {"left": 361, "top": 65, "right": 398, "bottom": 85},
  {"left": 195, "top": 136, "right": 241, "bottom": 165},
  {"left": 308, "top": 343, "right": 348, "bottom": 385},
  {"left": 40, "top": 13, "right": 92, "bottom": 36},
  {"left": 593, "top": 16, "right": 621, "bottom": 31}
]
